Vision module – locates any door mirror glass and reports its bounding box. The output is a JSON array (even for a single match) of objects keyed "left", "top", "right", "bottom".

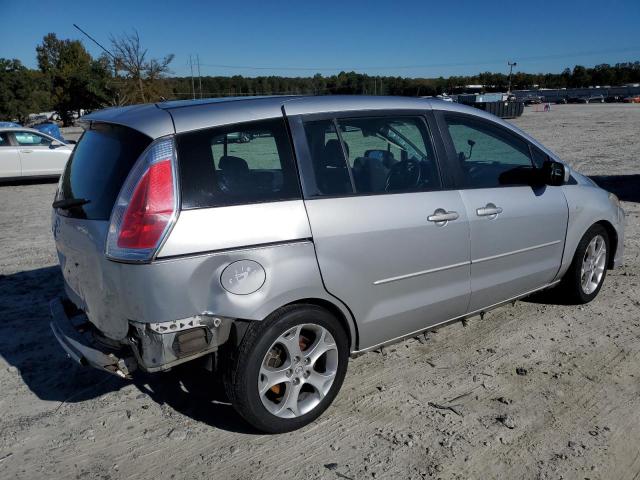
[{"left": 542, "top": 160, "right": 565, "bottom": 186}]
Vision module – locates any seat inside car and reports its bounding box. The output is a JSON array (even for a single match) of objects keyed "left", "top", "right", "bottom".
[
  {"left": 353, "top": 154, "right": 390, "bottom": 193},
  {"left": 218, "top": 155, "right": 250, "bottom": 192},
  {"left": 316, "top": 139, "right": 352, "bottom": 194}
]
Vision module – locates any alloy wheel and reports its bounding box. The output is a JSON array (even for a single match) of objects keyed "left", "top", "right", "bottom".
[
  {"left": 258, "top": 324, "right": 338, "bottom": 418},
  {"left": 580, "top": 234, "right": 607, "bottom": 294}
]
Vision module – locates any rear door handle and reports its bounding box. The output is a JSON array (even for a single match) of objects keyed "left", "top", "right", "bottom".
[
  {"left": 476, "top": 203, "right": 503, "bottom": 217},
  {"left": 20, "top": 149, "right": 33, "bottom": 153},
  {"left": 428, "top": 208, "right": 459, "bottom": 225}
]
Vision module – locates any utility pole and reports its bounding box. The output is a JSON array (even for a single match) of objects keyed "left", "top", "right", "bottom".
[
  {"left": 189, "top": 55, "right": 195, "bottom": 100},
  {"left": 197, "top": 54, "right": 202, "bottom": 98},
  {"left": 507, "top": 61, "right": 517, "bottom": 94}
]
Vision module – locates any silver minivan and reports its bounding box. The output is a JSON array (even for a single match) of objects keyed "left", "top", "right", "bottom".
[{"left": 50, "top": 96, "right": 625, "bottom": 432}]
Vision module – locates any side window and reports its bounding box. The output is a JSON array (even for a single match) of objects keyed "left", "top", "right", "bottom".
[
  {"left": 14, "top": 131, "right": 52, "bottom": 146},
  {"left": 177, "top": 118, "right": 301, "bottom": 209},
  {"left": 530, "top": 145, "right": 549, "bottom": 169},
  {"left": 443, "top": 114, "right": 533, "bottom": 189},
  {"left": 0, "top": 133, "right": 11, "bottom": 146},
  {"left": 303, "top": 116, "right": 440, "bottom": 196},
  {"left": 303, "top": 119, "right": 353, "bottom": 196}
]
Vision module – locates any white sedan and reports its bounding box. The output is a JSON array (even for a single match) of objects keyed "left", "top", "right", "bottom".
[{"left": 0, "top": 127, "right": 74, "bottom": 180}]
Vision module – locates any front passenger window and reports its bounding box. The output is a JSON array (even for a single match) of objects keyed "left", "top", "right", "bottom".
[
  {"left": 14, "top": 131, "right": 52, "bottom": 146},
  {"left": 443, "top": 114, "right": 533, "bottom": 189},
  {"left": 303, "top": 116, "right": 440, "bottom": 196}
]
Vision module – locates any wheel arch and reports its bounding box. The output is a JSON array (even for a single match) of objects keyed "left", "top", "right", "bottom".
[
  {"left": 595, "top": 220, "right": 618, "bottom": 269},
  {"left": 282, "top": 297, "right": 359, "bottom": 352}
]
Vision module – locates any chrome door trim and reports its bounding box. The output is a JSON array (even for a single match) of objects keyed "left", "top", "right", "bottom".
[
  {"left": 472, "top": 240, "right": 562, "bottom": 264},
  {"left": 373, "top": 260, "right": 470, "bottom": 286},
  {"left": 373, "top": 240, "right": 562, "bottom": 286},
  {"left": 352, "top": 279, "right": 561, "bottom": 355}
]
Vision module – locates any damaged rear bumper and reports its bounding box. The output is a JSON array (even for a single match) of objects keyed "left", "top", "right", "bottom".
[
  {"left": 50, "top": 297, "right": 136, "bottom": 378},
  {"left": 50, "top": 297, "right": 234, "bottom": 377}
]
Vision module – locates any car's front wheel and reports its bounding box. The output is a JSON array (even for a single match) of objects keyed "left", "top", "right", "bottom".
[
  {"left": 224, "top": 304, "right": 349, "bottom": 433},
  {"left": 561, "top": 224, "right": 610, "bottom": 303}
]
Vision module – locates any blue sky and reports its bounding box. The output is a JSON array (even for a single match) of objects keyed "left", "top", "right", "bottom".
[{"left": 1, "top": 0, "right": 639, "bottom": 78}]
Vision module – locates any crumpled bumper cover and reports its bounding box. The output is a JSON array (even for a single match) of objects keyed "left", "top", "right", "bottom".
[
  {"left": 50, "top": 296, "right": 234, "bottom": 376},
  {"left": 49, "top": 297, "right": 136, "bottom": 378}
]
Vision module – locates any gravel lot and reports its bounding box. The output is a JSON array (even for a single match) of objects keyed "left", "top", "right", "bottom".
[{"left": 0, "top": 104, "right": 639, "bottom": 480}]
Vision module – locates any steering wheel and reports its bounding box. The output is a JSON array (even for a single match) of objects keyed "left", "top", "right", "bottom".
[{"left": 385, "top": 159, "right": 422, "bottom": 191}]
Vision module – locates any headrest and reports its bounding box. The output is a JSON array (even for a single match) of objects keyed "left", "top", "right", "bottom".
[
  {"left": 323, "top": 139, "right": 349, "bottom": 166},
  {"left": 219, "top": 155, "right": 248, "bottom": 172},
  {"left": 365, "top": 149, "right": 395, "bottom": 168}
]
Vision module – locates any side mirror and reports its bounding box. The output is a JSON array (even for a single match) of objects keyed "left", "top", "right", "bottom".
[
  {"left": 49, "top": 141, "right": 63, "bottom": 149},
  {"left": 542, "top": 160, "right": 565, "bottom": 186}
]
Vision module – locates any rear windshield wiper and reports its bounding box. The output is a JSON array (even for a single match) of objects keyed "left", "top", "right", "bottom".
[{"left": 52, "top": 198, "right": 91, "bottom": 209}]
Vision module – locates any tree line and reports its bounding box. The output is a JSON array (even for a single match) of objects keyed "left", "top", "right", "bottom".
[{"left": 1, "top": 32, "right": 639, "bottom": 124}]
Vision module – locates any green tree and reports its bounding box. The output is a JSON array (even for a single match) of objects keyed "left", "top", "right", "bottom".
[
  {"left": 570, "top": 65, "right": 591, "bottom": 87},
  {"left": 36, "top": 33, "right": 111, "bottom": 125},
  {"left": 0, "top": 59, "right": 51, "bottom": 122}
]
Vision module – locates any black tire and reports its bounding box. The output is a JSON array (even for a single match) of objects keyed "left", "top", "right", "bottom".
[
  {"left": 559, "top": 224, "right": 610, "bottom": 304},
  {"left": 224, "top": 304, "right": 349, "bottom": 433}
]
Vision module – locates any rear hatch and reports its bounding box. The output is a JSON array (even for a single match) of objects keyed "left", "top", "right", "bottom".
[{"left": 52, "top": 122, "right": 152, "bottom": 339}]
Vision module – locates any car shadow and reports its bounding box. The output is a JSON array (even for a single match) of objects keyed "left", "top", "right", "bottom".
[
  {"left": 0, "top": 265, "right": 255, "bottom": 433},
  {"left": 134, "top": 365, "right": 259, "bottom": 434},
  {"left": 589, "top": 174, "right": 640, "bottom": 203},
  {"left": 523, "top": 288, "right": 577, "bottom": 306}
]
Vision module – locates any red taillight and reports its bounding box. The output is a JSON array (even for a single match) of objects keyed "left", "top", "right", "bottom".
[
  {"left": 106, "top": 137, "right": 177, "bottom": 262},
  {"left": 117, "top": 160, "right": 174, "bottom": 249}
]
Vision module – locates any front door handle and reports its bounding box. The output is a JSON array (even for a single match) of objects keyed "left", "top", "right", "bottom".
[
  {"left": 476, "top": 203, "right": 503, "bottom": 217},
  {"left": 20, "top": 149, "right": 33, "bottom": 154},
  {"left": 428, "top": 208, "right": 459, "bottom": 225}
]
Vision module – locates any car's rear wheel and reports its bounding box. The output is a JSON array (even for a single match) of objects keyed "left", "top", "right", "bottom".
[
  {"left": 224, "top": 304, "right": 349, "bottom": 433},
  {"left": 561, "top": 224, "right": 609, "bottom": 304}
]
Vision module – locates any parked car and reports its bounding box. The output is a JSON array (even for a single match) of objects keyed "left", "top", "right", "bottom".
[
  {"left": 50, "top": 96, "right": 625, "bottom": 433},
  {"left": 623, "top": 95, "right": 640, "bottom": 103},
  {"left": 523, "top": 95, "right": 543, "bottom": 105},
  {"left": 0, "top": 127, "right": 74, "bottom": 180},
  {"left": 0, "top": 121, "right": 21, "bottom": 128},
  {"left": 568, "top": 95, "right": 605, "bottom": 104}
]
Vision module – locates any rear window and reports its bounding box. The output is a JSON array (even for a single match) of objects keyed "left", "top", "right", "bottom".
[
  {"left": 58, "top": 123, "right": 151, "bottom": 219},
  {"left": 177, "top": 118, "right": 301, "bottom": 209}
]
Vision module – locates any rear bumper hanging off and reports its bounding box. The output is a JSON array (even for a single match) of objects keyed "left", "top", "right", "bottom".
[
  {"left": 49, "top": 297, "right": 136, "bottom": 378},
  {"left": 50, "top": 297, "right": 234, "bottom": 376}
]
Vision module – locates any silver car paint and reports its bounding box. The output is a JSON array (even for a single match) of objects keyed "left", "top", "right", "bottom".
[
  {"left": 557, "top": 181, "right": 625, "bottom": 277},
  {"left": 168, "top": 96, "right": 293, "bottom": 133},
  {"left": 54, "top": 210, "right": 355, "bottom": 345},
  {"left": 459, "top": 185, "right": 568, "bottom": 311},
  {"left": 158, "top": 200, "right": 311, "bottom": 258},
  {"left": 54, "top": 96, "right": 625, "bottom": 355},
  {"left": 303, "top": 191, "right": 471, "bottom": 348},
  {"left": 80, "top": 103, "right": 174, "bottom": 139}
]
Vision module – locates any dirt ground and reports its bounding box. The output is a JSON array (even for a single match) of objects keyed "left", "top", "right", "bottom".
[{"left": 0, "top": 104, "right": 639, "bottom": 480}]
